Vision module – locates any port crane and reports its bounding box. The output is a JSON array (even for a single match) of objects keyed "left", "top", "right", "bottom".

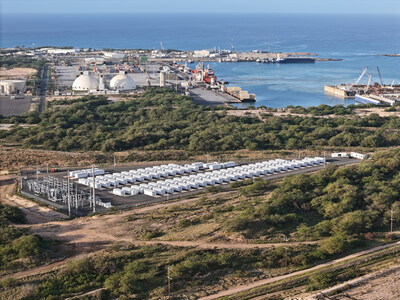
[
  {"left": 353, "top": 67, "right": 368, "bottom": 85},
  {"left": 376, "top": 66, "right": 384, "bottom": 86},
  {"left": 365, "top": 72, "right": 373, "bottom": 93}
]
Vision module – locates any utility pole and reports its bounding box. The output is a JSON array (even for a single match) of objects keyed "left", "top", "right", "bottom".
[
  {"left": 114, "top": 155, "right": 116, "bottom": 167},
  {"left": 67, "top": 171, "right": 71, "bottom": 218},
  {"left": 20, "top": 171, "right": 23, "bottom": 191},
  {"left": 167, "top": 266, "right": 172, "bottom": 300},
  {"left": 75, "top": 185, "right": 78, "bottom": 209},
  {"left": 390, "top": 209, "right": 395, "bottom": 234},
  {"left": 92, "top": 165, "right": 96, "bottom": 213},
  {"left": 46, "top": 163, "right": 49, "bottom": 173},
  {"left": 298, "top": 149, "right": 300, "bottom": 160},
  {"left": 89, "top": 184, "right": 92, "bottom": 208},
  {"left": 283, "top": 235, "right": 289, "bottom": 274}
]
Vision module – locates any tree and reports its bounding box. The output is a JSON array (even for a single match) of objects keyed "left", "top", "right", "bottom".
[{"left": 318, "top": 233, "right": 348, "bottom": 255}]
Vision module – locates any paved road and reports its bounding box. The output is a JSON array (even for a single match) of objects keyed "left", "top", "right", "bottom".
[
  {"left": 38, "top": 64, "right": 48, "bottom": 112},
  {"left": 190, "top": 87, "right": 239, "bottom": 106}
]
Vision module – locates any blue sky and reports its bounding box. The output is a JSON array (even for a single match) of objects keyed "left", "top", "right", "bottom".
[{"left": 2, "top": 0, "right": 400, "bottom": 14}]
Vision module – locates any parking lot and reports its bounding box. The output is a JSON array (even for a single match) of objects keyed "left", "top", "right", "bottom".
[{"left": 0, "top": 95, "right": 32, "bottom": 116}]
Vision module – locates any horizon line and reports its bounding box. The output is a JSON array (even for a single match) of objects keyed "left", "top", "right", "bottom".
[{"left": 2, "top": 11, "right": 400, "bottom": 15}]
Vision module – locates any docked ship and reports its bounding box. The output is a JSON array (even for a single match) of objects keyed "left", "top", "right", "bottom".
[
  {"left": 258, "top": 55, "right": 315, "bottom": 64},
  {"left": 191, "top": 63, "right": 218, "bottom": 85},
  {"left": 276, "top": 57, "right": 315, "bottom": 63}
]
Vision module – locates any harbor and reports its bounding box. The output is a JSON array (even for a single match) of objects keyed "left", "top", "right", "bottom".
[
  {"left": 1, "top": 44, "right": 400, "bottom": 111},
  {"left": 324, "top": 66, "right": 400, "bottom": 106}
]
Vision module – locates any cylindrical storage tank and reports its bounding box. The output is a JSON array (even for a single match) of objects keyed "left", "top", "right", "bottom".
[
  {"left": 160, "top": 71, "right": 165, "bottom": 87},
  {"left": 13, "top": 80, "right": 26, "bottom": 93},
  {"left": 6, "top": 84, "right": 12, "bottom": 95}
]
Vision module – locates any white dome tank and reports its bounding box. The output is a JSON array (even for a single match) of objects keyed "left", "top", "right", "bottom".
[
  {"left": 109, "top": 71, "right": 136, "bottom": 91},
  {"left": 72, "top": 71, "right": 99, "bottom": 91}
]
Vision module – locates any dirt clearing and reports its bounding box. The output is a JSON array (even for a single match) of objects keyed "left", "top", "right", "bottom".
[{"left": 0, "top": 67, "right": 37, "bottom": 78}]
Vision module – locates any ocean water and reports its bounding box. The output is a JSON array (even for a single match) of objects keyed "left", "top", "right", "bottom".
[{"left": 1, "top": 13, "right": 400, "bottom": 107}]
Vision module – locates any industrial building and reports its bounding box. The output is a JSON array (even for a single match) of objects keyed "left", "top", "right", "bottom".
[
  {"left": 71, "top": 70, "right": 136, "bottom": 93},
  {"left": 331, "top": 152, "right": 369, "bottom": 160},
  {"left": 72, "top": 71, "right": 99, "bottom": 91},
  {"left": 109, "top": 71, "right": 136, "bottom": 91},
  {"left": 0, "top": 79, "right": 26, "bottom": 95}
]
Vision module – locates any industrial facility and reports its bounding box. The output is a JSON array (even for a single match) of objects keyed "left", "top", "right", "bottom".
[
  {"left": 52, "top": 54, "right": 256, "bottom": 103},
  {"left": 0, "top": 79, "right": 26, "bottom": 95},
  {"left": 20, "top": 157, "right": 326, "bottom": 215},
  {"left": 70, "top": 70, "right": 136, "bottom": 93},
  {"left": 324, "top": 66, "right": 400, "bottom": 105}
]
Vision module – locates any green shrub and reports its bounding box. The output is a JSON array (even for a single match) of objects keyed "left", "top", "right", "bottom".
[
  {"left": 0, "top": 277, "right": 18, "bottom": 288},
  {"left": 12, "top": 235, "right": 40, "bottom": 258},
  {"left": 178, "top": 219, "right": 192, "bottom": 228},
  {"left": 307, "top": 271, "right": 335, "bottom": 290},
  {"left": 318, "top": 234, "right": 348, "bottom": 255}
]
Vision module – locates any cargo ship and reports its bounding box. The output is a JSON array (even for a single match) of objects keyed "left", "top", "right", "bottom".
[
  {"left": 277, "top": 57, "right": 315, "bottom": 63},
  {"left": 258, "top": 57, "right": 315, "bottom": 64},
  {"left": 191, "top": 63, "right": 217, "bottom": 85}
]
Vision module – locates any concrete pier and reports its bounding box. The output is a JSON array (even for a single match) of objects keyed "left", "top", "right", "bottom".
[{"left": 190, "top": 88, "right": 241, "bottom": 106}]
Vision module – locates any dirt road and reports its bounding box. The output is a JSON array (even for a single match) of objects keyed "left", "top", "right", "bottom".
[
  {"left": 199, "top": 241, "right": 400, "bottom": 300},
  {"left": 305, "top": 265, "right": 400, "bottom": 300},
  {"left": 133, "top": 240, "right": 317, "bottom": 250},
  {"left": 23, "top": 209, "right": 317, "bottom": 254}
]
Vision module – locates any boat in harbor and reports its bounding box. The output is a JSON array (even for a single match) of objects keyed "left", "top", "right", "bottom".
[
  {"left": 276, "top": 57, "right": 315, "bottom": 63},
  {"left": 258, "top": 56, "right": 315, "bottom": 64}
]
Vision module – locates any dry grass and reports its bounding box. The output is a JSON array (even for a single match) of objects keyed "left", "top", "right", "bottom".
[
  {"left": 226, "top": 106, "right": 400, "bottom": 120},
  {"left": 158, "top": 222, "right": 220, "bottom": 241},
  {"left": 0, "top": 67, "right": 37, "bottom": 79},
  {"left": 0, "top": 147, "right": 108, "bottom": 170}
]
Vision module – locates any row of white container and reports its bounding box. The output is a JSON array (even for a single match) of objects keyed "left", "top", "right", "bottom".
[
  {"left": 203, "top": 161, "right": 236, "bottom": 170},
  {"left": 77, "top": 161, "right": 235, "bottom": 189},
  {"left": 112, "top": 157, "right": 325, "bottom": 197},
  {"left": 76, "top": 163, "right": 199, "bottom": 188},
  {"left": 69, "top": 168, "right": 105, "bottom": 179}
]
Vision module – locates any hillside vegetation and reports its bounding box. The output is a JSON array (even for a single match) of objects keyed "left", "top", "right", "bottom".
[
  {"left": 0, "top": 203, "right": 57, "bottom": 275},
  {"left": 0, "top": 57, "right": 46, "bottom": 72},
  {"left": 1, "top": 89, "right": 400, "bottom": 152},
  {"left": 223, "top": 149, "right": 400, "bottom": 246},
  {"left": 1, "top": 149, "right": 399, "bottom": 299}
]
